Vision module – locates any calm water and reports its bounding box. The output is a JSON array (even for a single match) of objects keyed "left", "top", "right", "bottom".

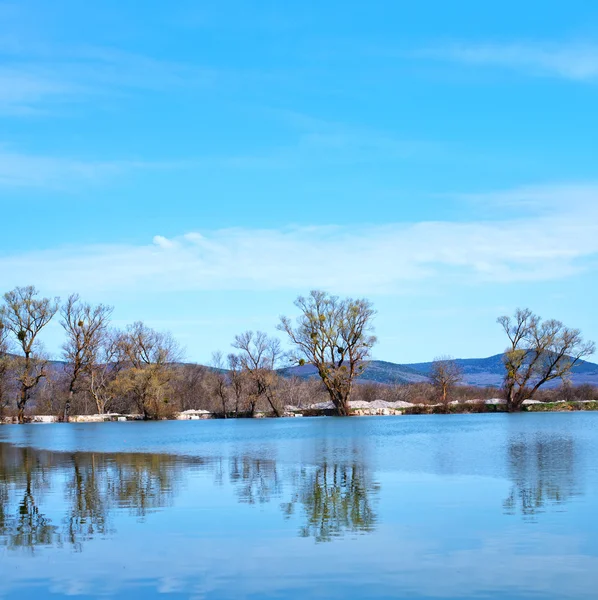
[{"left": 1, "top": 414, "right": 598, "bottom": 599}]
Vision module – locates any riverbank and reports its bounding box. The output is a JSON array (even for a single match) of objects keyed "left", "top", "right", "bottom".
[{"left": 2, "top": 399, "right": 598, "bottom": 423}]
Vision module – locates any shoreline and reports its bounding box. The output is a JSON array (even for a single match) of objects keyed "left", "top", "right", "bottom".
[{"left": 2, "top": 400, "right": 598, "bottom": 424}]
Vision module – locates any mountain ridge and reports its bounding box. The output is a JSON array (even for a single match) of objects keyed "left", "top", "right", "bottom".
[
  {"left": 7, "top": 353, "right": 598, "bottom": 388},
  {"left": 279, "top": 354, "right": 598, "bottom": 387}
]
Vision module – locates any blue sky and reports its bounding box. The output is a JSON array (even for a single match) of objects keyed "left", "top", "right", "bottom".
[{"left": 1, "top": 0, "right": 597, "bottom": 364}]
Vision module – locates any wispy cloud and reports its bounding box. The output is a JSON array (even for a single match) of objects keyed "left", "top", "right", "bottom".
[
  {"left": 1, "top": 183, "right": 596, "bottom": 294},
  {"left": 0, "top": 41, "right": 214, "bottom": 114},
  {"left": 0, "top": 147, "right": 166, "bottom": 189},
  {"left": 422, "top": 41, "right": 598, "bottom": 81},
  {"left": 0, "top": 66, "right": 81, "bottom": 115},
  {"left": 458, "top": 183, "right": 598, "bottom": 216}
]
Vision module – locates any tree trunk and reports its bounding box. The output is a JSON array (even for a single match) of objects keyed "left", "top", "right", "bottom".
[
  {"left": 63, "top": 391, "right": 73, "bottom": 423},
  {"left": 17, "top": 384, "right": 28, "bottom": 424},
  {"left": 331, "top": 390, "right": 350, "bottom": 416},
  {"left": 18, "top": 353, "right": 30, "bottom": 424},
  {"left": 265, "top": 393, "right": 282, "bottom": 417},
  {"left": 506, "top": 388, "right": 524, "bottom": 412}
]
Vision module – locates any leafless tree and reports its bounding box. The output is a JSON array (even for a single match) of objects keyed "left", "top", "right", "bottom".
[
  {"left": 0, "top": 315, "right": 13, "bottom": 414},
  {"left": 88, "top": 330, "right": 127, "bottom": 415},
  {"left": 498, "top": 308, "right": 595, "bottom": 411},
  {"left": 0, "top": 286, "right": 59, "bottom": 423},
  {"left": 277, "top": 375, "right": 323, "bottom": 409},
  {"left": 116, "top": 322, "right": 182, "bottom": 419},
  {"left": 279, "top": 290, "right": 376, "bottom": 416},
  {"left": 210, "top": 351, "right": 230, "bottom": 417},
  {"left": 232, "top": 331, "right": 283, "bottom": 417},
  {"left": 227, "top": 353, "right": 246, "bottom": 416},
  {"left": 60, "top": 294, "right": 113, "bottom": 421},
  {"left": 171, "top": 364, "right": 211, "bottom": 412},
  {"left": 430, "top": 356, "right": 462, "bottom": 406}
]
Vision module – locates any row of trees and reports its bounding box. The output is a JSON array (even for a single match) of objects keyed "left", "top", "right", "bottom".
[
  {"left": 0, "top": 286, "right": 595, "bottom": 421},
  {"left": 0, "top": 287, "right": 184, "bottom": 423},
  {"left": 0, "top": 287, "right": 377, "bottom": 422}
]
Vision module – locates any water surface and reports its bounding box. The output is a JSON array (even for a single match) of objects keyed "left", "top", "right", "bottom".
[{"left": 1, "top": 413, "right": 597, "bottom": 599}]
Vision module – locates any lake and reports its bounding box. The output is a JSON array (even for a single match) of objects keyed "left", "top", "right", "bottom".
[{"left": 1, "top": 413, "right": 597, "bottom": 599}]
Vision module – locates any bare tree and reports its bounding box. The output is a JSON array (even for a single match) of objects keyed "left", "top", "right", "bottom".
[
  {"left": 210, "top": 351, "right": 230, "bottom": 417},
  {"left": 430, "top": 356, "right": 462, "bottom": 406},
  {"left": 170, "top": 364, "right": 211, "bottom": 412},
  {"left": 116, "top": 322, "right": 182, "bottom": 419},
  {"left": 232, "top": 331, "right": 283, "bottom": 417},
  {"left": 0, "top": 315, "right": 12, "bottom": 414},
  {"left": 277, "top": 375, "right": 321, "bottom": 410},
  {"left": 88, "top": 330, "right": 127, "bottom": 415},
  {"left": 227, "top": 353, "right": 246, "bottom": 416},
  {"left": 60, "top": 294, "right": 113, "bottom": 421},
  {"left": 0, "top": 286, "right": 59, "bottom": 423},
  {"left": 498, "top": 308, "right": 595, "bottom": 411},
  {"left": 279, "top": 290, "right": 376, "bottom": 416}
]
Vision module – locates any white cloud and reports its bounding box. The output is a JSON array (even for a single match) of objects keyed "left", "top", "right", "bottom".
[
  {"left": 0, "top": 147, "right": 156, "bottom": 188},
  {"left": 423, "top": 41, "right": 598, "bottom": 81},
  {"left": 0, "top": 184, "right": 597, "bottom": 295},
  {"left": 0, "top": 44, "right": 213, "bottom": 114},
  {"left": 153, "top": 235, "right": 178, "bottom": 250}
]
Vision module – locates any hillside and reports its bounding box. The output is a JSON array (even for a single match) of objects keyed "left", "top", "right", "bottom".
[
  {"left": 281, "top": 354, "right": 598, "bottom": 388},
  {"left": 278, "top": 360, "right": 430, "bottom": 385},
  {"left": 405, "top": 354, "right": 598, "bottom": 387},
  {"left": 11, "top": 353, "right": 598, "bottom": 388}
]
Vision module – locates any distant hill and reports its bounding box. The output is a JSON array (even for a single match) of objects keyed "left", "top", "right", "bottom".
[
  {"left": 278, "top": 361, "right": 430, "bottom": 385},
  {"left": 280, "top": 354, "right": 598, "bottom": 388},
  {"left": 404, "top": 354, "right": 598, "bottom": 387},
  {"left": 11, "top": 353, "right": 598, "bottom": 389}
]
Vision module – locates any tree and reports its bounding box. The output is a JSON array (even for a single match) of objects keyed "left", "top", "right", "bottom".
[
  {"left": 0, "top": 315, "right": 12, "bottom": 414},
  {"left": 279, "top": 290, "right": 376, "bottom": 416},
  {"left": 60, "top": 294, "right": 113, "bottom": 421},
  {"left": 227, "top": 353, "right": 246, "bottom": 416},
  {"left": 0, "top": 286, "right": 59, "bottom": 423},
  {"left": 232, "top": 331, "right": 283, "bottom": 417},
  {"left": 498, "top": 308, "right": 595, "bottom": 411},
  {"left": 88, "top": 330, "right": 126, "bottom": 415},
  {"left": 210, "top": 351, "right": 230, "bottom": 417},
  {"left": 430, "top": 356, "right": 462, "bottom": 407},
  {"left": 116, "top": 322, "right": 182, "bottom": 419},
  {"left": 170, "top": 363, "right": 211, "bottom": 412}
]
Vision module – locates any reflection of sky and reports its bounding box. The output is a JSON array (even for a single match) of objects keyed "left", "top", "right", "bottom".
[{"left": 1, "top": 414, "right": 598, "bottom": 599}]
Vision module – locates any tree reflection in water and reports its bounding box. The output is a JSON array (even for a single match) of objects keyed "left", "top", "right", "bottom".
[
  {"left": 229, "top": 455, "right": 281, "bottom": 504},
  {"left": 503, "top": 435, "right": 581, "bottom": 518},
  {"left": 1, "top": 428, "right": 587, "bottom": 552},
  {"left": 0, "top": 443, "right": 201, "bottom": 551},
  {"left": 0, "top": 446, "right": 59, "bottom": 551},
  {"left": 282, "top": 462, "right": 379, "bottom": 542},
  {"left": 0, "top": 441, "right": 380, "bottom": 550}
]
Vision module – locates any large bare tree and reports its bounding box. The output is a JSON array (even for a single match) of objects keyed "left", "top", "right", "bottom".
[
  {"left": 0, "top": 286, "right": 59, "bottom": 423},
  {"left": 232, "top": 331, "right": 283, "bottom": 417},
  {"left": 116, "top": 322, "right": 182, "bottom": 419},
  {"left": 498, "top": 308, "right": 595, "bottom": 411},
  {"left": 60, "top": 294, "right": 113, "bottom": 421},
  {"left": 0, "top": 315, "right": 12, "bottom": 414},
  {"left": 430, "top": 356, "right": 462, "bottom": 406},
  {"left": 279, "top": 290, "right": 376, "bottom": 416}
]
